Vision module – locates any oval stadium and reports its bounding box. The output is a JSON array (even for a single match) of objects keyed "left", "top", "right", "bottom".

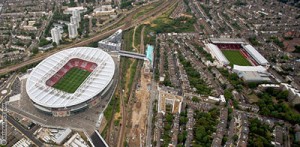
[{"left": 26, "top": 47, "right": 115, "bottom": 117}]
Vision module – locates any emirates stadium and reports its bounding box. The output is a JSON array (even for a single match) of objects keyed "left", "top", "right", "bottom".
[{"left": 26, "top": 47, "right": 116, "bottom": 117}]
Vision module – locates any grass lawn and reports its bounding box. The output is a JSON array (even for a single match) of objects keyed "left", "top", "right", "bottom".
[
  {"left": 222, "top": 50, "right": 251, "bottom": 66},
  {"left": 53, "top": 67, "right": 91, "bottom": 93},
  {"left": 247, "top": 94, "right": 259, "bottom": 103}
]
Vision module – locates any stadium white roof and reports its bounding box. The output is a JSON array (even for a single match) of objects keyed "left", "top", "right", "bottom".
[
  {"left": 26, "top": 47, "right": 115, "bottom": 108},
  {"left": 206, "top": 43, "right": 229, "bottom": 65},
  {"left": 233, "top": 65, "right": 270, "bottom": 82},
  {"left": 242, "top": 44, "right": 268, "bottom": 65},
  {"left": 232, "top": 65, "right": 267, "bottom": 72},
  {"left": 210, "top": 38, "right": 245, "bottom": 44}
]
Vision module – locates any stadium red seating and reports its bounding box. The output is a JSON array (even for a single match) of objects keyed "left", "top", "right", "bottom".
[{"left": 46, "top": 58, "right": 97, "bottom": 87}]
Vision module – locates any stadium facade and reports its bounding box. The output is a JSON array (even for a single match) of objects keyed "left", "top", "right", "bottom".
[{"left": 26, "top": 47, "right": 116, "bottom": 117}]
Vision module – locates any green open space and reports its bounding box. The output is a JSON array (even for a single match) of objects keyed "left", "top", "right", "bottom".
[
  {"left": 147, "top": 2, "right": 195, "bottom": 33},
  {"left": 222, "top": 50, "right": 251, "bottom": 66},
  {"left": 133, "top": 1, "right": 163, "bottom": 19},
  {"left": 53, "top": 67, "right": 91, "bottom": 93}
]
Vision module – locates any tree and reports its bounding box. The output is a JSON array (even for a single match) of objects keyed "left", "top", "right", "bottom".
[
  {"left": 165, "top": 113, "right": 173, "bottom": 123},
  {"left": 192, "top": 96, "right": 199, "bottom": 102},
  {"left": 224, "top": 90, "right": 233, "bottom": 100},
  {"left": 164, "top": 123, "right": 171, "bottom": 131},
  {"left": 32, "top": 47, "right": 39, "bottom": 55},
  {"left": 294, "top": 104, "right": 300, "bottom": 112},
  {"left": 195, "top": 126, "right": 206, "bottom": 141},
  {"left": 277, "top": 90, "right": 289, "bottom": 100},
  {"left": 39, "top": 38, "right": 51, "bottom": 47},
  {"left": 232, "top": 134, "right": 238, "bottom": 142},
  {"left": 52, "top": 42, "right": 57, "bottom": 47}
]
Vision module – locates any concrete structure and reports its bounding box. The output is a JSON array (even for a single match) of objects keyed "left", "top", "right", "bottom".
[
  {"left": 68, "top": 23, "right": 78, "bottom": 39},
  {"left": 210, "top": 38, "right": 245, "bottom": 44},
  {"left": 241, "top": 44, "right": 269, "bottom": 65},
  {"left": 158, "top": 86, "right": 183, "bottom": 115},
  {"left": 70, "top": 16, "right": 79, "bottom": 28},
  {"left": 205, "top": 95, "right": 226, "bottom": 105},
  {"left": 55, "top": 128, "right": 72, "bottom": 145},
  {"left": 98, "top": 29, "right": 122, "bottom": 51},
  {"left": 38, "top": 44, "right": 54, "bottom": 51},
  {"left": 233, "top": 65, "right": 271, "bottom": 82},
  {"left": 258, "top": 84, "right": 281, "bottom": 89},
  {"left": 63, "top": 7, "right": 87, "bottom": 15},
  {"left": 51, "top": 27, "right": 62, "bottom": 45},
  {"left": 206, "top": 43, "right": 229, "bottom": 66},
  {"left": 12, "top": 138, "right": 31, "bottom": 147},
  {"left": 26, "top": 47, "right": 116, "bottom": 117},
  {"left": 64, "top": 133, "right": 89, "bottom": 147},
  {"left": 93, "top": 5, "right": 116, "bottom": 16},
  {"left": 72, "top": 10, "right": 81, "bottom": 23},
  {"left": 281, "top": 83, "right": 300, "bottom": 105}
]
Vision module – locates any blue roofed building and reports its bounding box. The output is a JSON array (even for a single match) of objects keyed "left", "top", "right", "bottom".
[{"left": 146, "top": 44, "right": 154, "bottom": 67}]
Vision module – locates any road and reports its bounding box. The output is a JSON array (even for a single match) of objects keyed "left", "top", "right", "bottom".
[
  {"left": 0, "top": 73, "right": 43, "bottom": 146},
  {"left": 7, "top": 115, "right": 43, "bottom": 146},
  {"left": 0, "top": 73, "right": 17, "bottom": 103}
]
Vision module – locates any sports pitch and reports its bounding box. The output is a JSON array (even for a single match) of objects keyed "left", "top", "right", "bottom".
[
  {"left": 53, "top": 67, "right": 91, "bottom": 93},
  {"left": 222, "top": 50, "right": 252, "bottom": 66}
]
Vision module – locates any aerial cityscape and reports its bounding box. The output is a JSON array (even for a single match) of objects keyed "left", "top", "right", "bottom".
[{"left": 0, "top": 0, "right": 300, "bottom": 146}]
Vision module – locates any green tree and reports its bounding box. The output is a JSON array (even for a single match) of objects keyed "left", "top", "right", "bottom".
[
  {"left": 232, "top": 134, "right": 238, "bottom": 142},
  {"left": 192, "top": 96, "right": 199, "bottom": 102},
  {"left": 32, "top": 47, "right": 39, "bottom": 55}
]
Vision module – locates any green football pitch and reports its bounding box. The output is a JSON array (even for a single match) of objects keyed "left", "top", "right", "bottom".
[
  {"left": 222, "top": 50, "right": 252, "bottom": 66},
  {"left": 52, "top": 67, "right": 91, "bottom": 93}
]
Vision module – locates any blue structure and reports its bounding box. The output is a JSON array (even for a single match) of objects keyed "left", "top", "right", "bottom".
[{"left": 146, "top": 44, "right": 154, "bottom": 67}]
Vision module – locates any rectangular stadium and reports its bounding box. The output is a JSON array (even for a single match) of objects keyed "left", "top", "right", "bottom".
[
  {"left": 205, "top": 38, "right": 269, "bottom": 67},
  {"left": 205, "top": 38, "right": 271, "bottom": 82}
]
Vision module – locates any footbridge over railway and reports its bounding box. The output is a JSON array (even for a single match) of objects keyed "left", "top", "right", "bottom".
[{"left": 118, "top": 50, "right": 147, "bottom": 60}]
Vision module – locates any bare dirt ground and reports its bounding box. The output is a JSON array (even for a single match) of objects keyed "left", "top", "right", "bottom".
[{"left": 128, "top": 66, "right": 151, "bottom": 146}]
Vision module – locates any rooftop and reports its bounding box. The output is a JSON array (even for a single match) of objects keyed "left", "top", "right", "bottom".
[{"left": 26, "top": 47, "right": 115, "bottom": 108}]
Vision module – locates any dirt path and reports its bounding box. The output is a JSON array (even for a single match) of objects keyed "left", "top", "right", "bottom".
[
  {"left": 132, "top": 26, "right": 138, "bottom": 51},
  {"left": 140, "top": 26, "right": 145, "bottom": 54}
]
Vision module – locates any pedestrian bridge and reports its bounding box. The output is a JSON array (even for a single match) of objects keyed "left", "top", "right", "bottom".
[{"left": 118, "top": 50, "right": 147, "bottom": 60}]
